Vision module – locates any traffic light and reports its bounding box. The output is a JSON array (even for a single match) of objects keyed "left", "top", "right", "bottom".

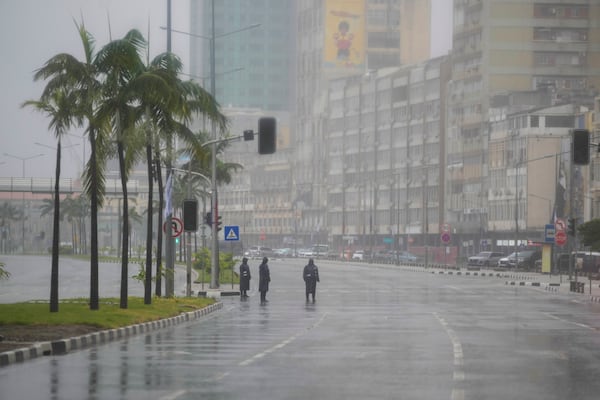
[
  {"left": 183, "top": 200, "right": 198, "bottom": 231},
  {"left": 258, "top": 117, "right": 276, "bottom": 154},
  {"left": 204, "top": 211, "right": 212, "bottom": 226},
  {"left": 567, "top": 217, "right": 577, "bottom": 236},
  {"left": 572, "top": 129, "right": 590, "bottom": 165},
  {"left": 217, "top": 215, "right": 223, "bottom": 231}
]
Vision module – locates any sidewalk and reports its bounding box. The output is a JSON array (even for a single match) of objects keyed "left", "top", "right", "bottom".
[
  {"left": 502, "top": 271, "right": 600, "bottom": 302},
  {"left": 426, "top": 265, "right": 600, "bottom": 302}
]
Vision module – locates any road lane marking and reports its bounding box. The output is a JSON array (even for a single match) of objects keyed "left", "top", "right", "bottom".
[
  {"left": 544, "top": 312, "right": 596, "bottom": 331},
  {"left": 433, "top": 312, "right": 465, "bottom": 400},
  {"left": 238, "top": 312, "right": 328, "bottom": 367},
  {"left": 159, "top": 390, "right": 187, "bottom": 400}
]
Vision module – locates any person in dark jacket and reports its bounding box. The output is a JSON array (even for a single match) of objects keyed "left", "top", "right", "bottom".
[
  {"left": 303, "top": 258, "right": 320, "bottom": 303},
  {"left": 258, "top": 257, "right": 270, "bottom": 304},
  {"left": 239, "top": 257, "right": 251, "bottom": 299}
]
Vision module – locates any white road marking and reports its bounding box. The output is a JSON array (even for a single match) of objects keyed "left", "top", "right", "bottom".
[
  {"left": 158, "top": 390, "right": 187, "bottom": 400},
  {"left": 238, "top": 312, "right": 328, "bottom": 367},
  {"left": 544, "top": 312, "right": 596, "bottom": 331},
  {"left": 433, "top": 312, "right": 465, "bottom": 400}
]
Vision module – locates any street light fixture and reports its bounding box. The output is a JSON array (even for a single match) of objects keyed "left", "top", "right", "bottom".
[{"left": 3, "top": 152, "right": 45, "bottom": 253}]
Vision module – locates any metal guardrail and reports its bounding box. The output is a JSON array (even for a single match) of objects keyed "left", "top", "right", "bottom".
[
  {"left": 0, "top": 177, "right": 142, "bottom": 195},
  {"left": 0, "top": 177, "right": 74, "bottom": 193}
]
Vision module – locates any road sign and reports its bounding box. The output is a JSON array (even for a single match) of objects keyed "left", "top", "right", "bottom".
[
  {"left": 440, "top": 232, "right": 451, "bottom": 244},
  {"left": 555, "top": 230, "right": 567, "bottom": 246},
  {"left": 162, "top": 217, "right": 183, "bottom": 238},
  {"left": 441, "top": 223, "right": 451, "bottom": 233},
  {"left": 224, "top": 226, "right": 240, "bottom": 241},
  {"left": 555, "top": 218, "right": 566, "bottom": 232}
]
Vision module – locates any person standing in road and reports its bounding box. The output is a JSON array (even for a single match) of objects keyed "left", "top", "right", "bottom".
[
  {"left": 258, "top": 257, "right": 270, "bottom": 304},
  {"left": 303, "top": 258, "right": 320, "bottom": 303},
  {"left": 239, "top": 257, "right": 251, "bottom": 299}
]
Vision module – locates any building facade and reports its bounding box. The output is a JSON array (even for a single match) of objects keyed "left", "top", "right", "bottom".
[{"left": 446, "top": 0, "right": 600, "bottom": 254}]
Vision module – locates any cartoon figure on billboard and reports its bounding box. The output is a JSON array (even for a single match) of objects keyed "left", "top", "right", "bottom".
[
  {"left": 334, "top": 20, "right": 353, "bottom": 60},
  {"left": 324, "top": 1, "right": 365, "bottom": 70}
]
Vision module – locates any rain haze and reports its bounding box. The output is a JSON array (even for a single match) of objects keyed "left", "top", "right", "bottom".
[{"left": 0, "top": 0, "right": 452, "bottom": 180}]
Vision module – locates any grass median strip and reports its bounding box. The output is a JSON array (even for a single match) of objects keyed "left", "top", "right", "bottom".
[{"left": 0, "top": 297, "right": 216, "bottom": 353}]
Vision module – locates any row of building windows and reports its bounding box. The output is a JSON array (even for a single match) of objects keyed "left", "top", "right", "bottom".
[
  {"left": 533, "top": 27, "right": 588, "bottom": 42},
  {"left": 534, "top": 52, "right": 586, "bottom": 67},
  {"left": 533, "top": 4, "right": 589, "bottom": 19}
]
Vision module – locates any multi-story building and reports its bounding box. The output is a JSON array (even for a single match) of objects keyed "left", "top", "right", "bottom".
[
  {"left": 588, "top": 97, "right": 600, "bottom": 220},
  {"left": 295, "top": 0, "right": 432, "bottom": 248},
  {"left": 446, "top": 0, "right": 600, "bottom": 254},
  {"left": 326, "top": 56, "right": 450, "bottom": 258},
  {"left": 189, "top": 0, "right": 295, "bottom": 112},
  {"left": 487, "top": 102, "right": 583, "bottom": 253}
]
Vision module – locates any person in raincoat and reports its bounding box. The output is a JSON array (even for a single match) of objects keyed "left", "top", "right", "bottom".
[
  {"left": 239, "top": 257, "right": 251, "bottom": 299},
  {"left": 258, "top": 257, "right": 271, "bottom": 304},
  {"left": 303, "top": 258, "right": 320, "bottom": 302}
]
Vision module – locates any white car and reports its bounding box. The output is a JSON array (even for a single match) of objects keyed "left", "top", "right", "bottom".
[{"left": 352, "top": 250, "right": 365, "bottom": 261}]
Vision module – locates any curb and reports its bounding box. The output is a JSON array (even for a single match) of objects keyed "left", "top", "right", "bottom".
[{"left": 0, "top": 302, "right": 223, "bottom": 368}]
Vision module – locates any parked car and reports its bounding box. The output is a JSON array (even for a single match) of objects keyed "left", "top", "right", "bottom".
[
  {"left": 274, "top": 248, "right": 294, "bottom": 258},
  {"left": 352, "top": 250, "right": 365, "bottom": 261},
  {"left": 467, "top": 251, "right": 505, "bottom": 267},
  {"left": 497, "top": 250, "right": 541, "bottom": 269},
  {"left": 244, "top": 246, "right": 274, "bottom": 258},
  {"left": 385, "top": 251, "right": 418, "bottom": 263},
  {"left": 297, "top": 248, "right": 313, "bottom": 257}
]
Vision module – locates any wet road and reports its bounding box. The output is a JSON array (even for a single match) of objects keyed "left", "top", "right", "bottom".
[{"left": 1, "top": 257, "right": 600, "bottom": 399}]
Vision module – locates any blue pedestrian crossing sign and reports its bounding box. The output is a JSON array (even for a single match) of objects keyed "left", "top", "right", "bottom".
[{"left": 224, "top": 226, "right": 240, "bottom": 241}]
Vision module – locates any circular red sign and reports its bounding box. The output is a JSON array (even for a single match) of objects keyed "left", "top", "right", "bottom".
[
  {"left": 162, "top": 217, "right": 184, "bottom": 238},
  {"left": 440, "top": 232, "right": 451, "bottom": 244},
  {"left": 555, "top": 230, "right": 567, "bottom": 246}
]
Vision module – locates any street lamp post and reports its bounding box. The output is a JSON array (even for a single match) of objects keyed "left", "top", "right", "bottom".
[
  {"left": 3, "top": 152, "right": 45, "bottom": 253},
  {"left": 163, "top": 4, "right": 260, "bottom": 290},
  {"left": 172, "top": 167, "right": 210, "bottom": 296}
]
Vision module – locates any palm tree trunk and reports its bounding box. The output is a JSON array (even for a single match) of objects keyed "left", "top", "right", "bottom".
[
  {"left": 117, "top": 141, "right": 129, "bottom": 309},
  {"left": 144, "top": 143, "right": 153, "bottom": 304},
  {"left": 155, "top": 154, "right": 163, "bottom": 297},
  {"left": 89, "top": 130, "right": 99, "bottom": 310},
  {"left": 50, "top": 141, "right": 61, "bottom": 312}
]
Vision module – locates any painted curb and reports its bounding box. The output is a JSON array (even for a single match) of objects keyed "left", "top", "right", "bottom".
[{"left": 0, "top": 302, "right": 222, "bottom": 368}]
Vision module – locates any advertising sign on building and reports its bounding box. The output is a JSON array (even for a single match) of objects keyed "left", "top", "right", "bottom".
[{"left": 324, "top": 0, "right": 366, "bottom": 71}]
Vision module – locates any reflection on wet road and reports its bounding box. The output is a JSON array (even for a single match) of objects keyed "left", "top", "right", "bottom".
[{"left": 2, "top": 257, "right": 600, "bottom": 399}]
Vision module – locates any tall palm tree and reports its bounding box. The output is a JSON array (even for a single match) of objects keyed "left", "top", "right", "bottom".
[
  {"left": 23, "top": 87, "right": 77, "bottom": 310},
  {"left": 143, "top": 53, "right": 228, "bottom": 300},
  {"left": 33, "top": 22, "right": 109, "bottom": 310}
]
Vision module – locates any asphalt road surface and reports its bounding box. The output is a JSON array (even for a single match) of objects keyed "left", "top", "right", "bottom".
[{"left": 1, "top": 256, "right": 600, "bottom": 399}]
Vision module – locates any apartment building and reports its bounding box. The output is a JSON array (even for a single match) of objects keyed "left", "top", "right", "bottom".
[
  {"left": 446, "top": 0, "right": 600, "bottom": 253},
  {"left": 295, "top": 0, "right": 432, "bottom": 247},
  {"left": 326, "top": 56, "right": 450, "bottom": 255}
]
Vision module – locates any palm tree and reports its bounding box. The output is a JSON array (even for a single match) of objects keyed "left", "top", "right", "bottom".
[
  {"left": 33, "top": 22, "right": 109, "bottom": 310},
  {"left": 94, "top": 29, "right": 153, "bottom": 309},
  {"left": 23, "top": 87, "right": 77, "bottom": 310},
  {"left": 143, "top": 54, "right": 228, "bottom": 300}
]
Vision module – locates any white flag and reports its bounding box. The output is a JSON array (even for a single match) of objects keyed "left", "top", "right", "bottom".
[{"left": 163, "top": 172, "right": 173, "bottom": 220}]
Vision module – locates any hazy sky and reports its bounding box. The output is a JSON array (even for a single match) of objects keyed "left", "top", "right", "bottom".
[{"left": 0, "top": 0, "right": 452, "bottom": 180}]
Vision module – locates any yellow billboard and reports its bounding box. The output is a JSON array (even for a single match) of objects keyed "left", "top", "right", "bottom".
[{"left": 324, "top": 0, "right": 366, "bottom": 70}]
